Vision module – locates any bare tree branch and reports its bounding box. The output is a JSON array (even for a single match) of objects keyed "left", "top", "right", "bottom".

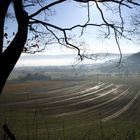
[
  {"left": 0, "top": 0, "right": 11, "bottom": 55},
  {"left": 29, "top": 0, "right": 66, "bottom": 18}
]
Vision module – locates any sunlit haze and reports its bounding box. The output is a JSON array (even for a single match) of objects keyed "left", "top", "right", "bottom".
[{"left": 6, "top": 1, "right": 140, "bottom": 67}]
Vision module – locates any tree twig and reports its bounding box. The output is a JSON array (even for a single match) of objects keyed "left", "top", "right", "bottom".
[{"left": 2, "top": 124, "right": 16, "bottom": 140}]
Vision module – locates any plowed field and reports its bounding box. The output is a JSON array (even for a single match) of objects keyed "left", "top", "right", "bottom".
[{"left": 1, "top": 79, "right": 140, "bottom": 139}]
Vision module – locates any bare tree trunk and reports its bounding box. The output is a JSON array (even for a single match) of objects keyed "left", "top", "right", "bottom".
[{"left": 0, "top": 0, "right": 28, "bottom": 94}]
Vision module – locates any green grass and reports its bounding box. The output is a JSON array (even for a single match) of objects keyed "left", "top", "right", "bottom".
[
  {"left": 1, "top": 110, "right": 140, "bottom": 140},
  {"left": 1, "top": 109, "right": 140, "bottom": 140},
  {"left": 1, "top": 76, "right": 140, "bottom": 139}
]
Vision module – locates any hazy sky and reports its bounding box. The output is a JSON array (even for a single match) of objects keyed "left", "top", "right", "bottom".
[
  {"left": 5, "top": 1, "right": 140, "bottom": 66},
  {"left": 36, "top": 1, "right": 139, "bottom": 54},
  {"left": 46, "top": 1, "right": 140, "bottom": 54}
]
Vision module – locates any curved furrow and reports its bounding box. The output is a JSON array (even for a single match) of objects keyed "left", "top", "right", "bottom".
[
  {"left": 84, "top": 87, "right": 135, "bottom": 118},
  {"left": 29, "top": 85, "right": 125, "bottom": 114},
  {"left": 0, "top": 82, "right": 105, "bottom": 107},
  {"left": 37, "top": 85, "right": 126, "bottom": 109},
  {"left": 35, "top": 83, "right": 105, "bottom": 103},
  {"left": 44, "top": 85, "right": 118, "bottom": 109},
  {"left": 1, "top": 81, "right": 90, "bottom": 104},
  {"left": 102, "top": 90, "right": 140, "bottom": 122},
  {"left": 14, "top": 84, "right": 117, "bottom": 110},
  {"left": 68, "top": 85, "right": 120, "bottom": 106},
  {"left": 1, "top": 82, "right": 134, "bottom": 122},
  {"left": 44, "top": 84, "right": 114, "bottom": 105},
  {"left": 41, "top": 81, "right": 93, "bottom": 95},
  {"left": 19, "top": 82, "right": 91, "bottom": 99},
  {"left": 119, "top": 89, "right": 140, "bottom": 120},
  {"left": 51, "top": 87, "right": 130, "bottom": 117}
]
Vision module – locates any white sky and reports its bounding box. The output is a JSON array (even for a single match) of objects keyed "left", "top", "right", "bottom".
[
  {"left": 44, "top": 1, "right": 140, "bottom": 54},
  {"left": 5, "top": 1, "right": 140, "bottom": 66}
]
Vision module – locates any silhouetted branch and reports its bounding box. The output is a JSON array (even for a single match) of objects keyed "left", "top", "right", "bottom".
[
  {"left": 29, "top": 0, "right": 66, "bottom": 18},
  {"left": 27, "top": 0, "right": 140, "bottom": 63},
  {"left": 0, "top": 0, "right": 11, "bottom": 55},
  {"left": 2, "top": 124, "right": 16, "bottom": 140},
  {"left": 28, "top": 0, "right": 140, "bottom": 61}
]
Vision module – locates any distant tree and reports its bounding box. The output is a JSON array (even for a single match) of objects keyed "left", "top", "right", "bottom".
[
  {"left": 0, "top": 0, "right": 140, "bottom": 94},
  {"left": 18, "top": 73, "right": 52, "bottom": 81}
]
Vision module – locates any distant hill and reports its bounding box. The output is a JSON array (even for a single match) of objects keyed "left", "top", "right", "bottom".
[
  {"left": 127, "top": 52, "right": 140, "bottom": 63},
  {"left": 99, "top": 52, "right": 140, "bottom": 74}
]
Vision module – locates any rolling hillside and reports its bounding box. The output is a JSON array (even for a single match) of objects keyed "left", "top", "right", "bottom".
[
  {"left": 100, "top": 52, "right": 140, "bottom": 74},
  {"left": 127, "top": 51, "right": 140, "bottom": 63}
]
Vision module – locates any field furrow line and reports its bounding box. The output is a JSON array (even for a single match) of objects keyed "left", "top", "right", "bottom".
[
  {"left": 102, "top": 89, "right": 140, "bottom": 122},
  {"left": 69, "top": 86, "right": 120, "bottom": 106},
  {"left": 0, "top": 83, "right": 104, "bottom": 106},
  {"left": 52, "top": 87, "right": 130, "bottom": 117},
  {"left": 37, "top": 83, "right": 105, "bottom": 102},
  {"left": 47, "top": 84, "right": 114, "bottom": 104}
]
